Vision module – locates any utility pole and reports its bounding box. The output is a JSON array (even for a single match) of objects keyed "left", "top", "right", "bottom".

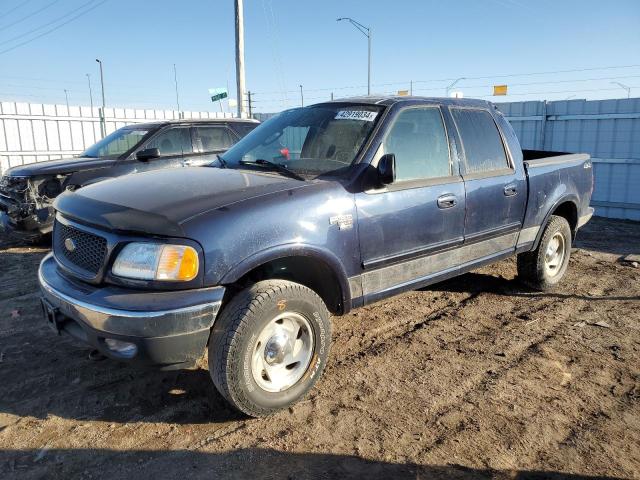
[
  {"left": 96, "top": 58, "right": 106, "bottom": 138},
  {"left": 337, "top": 17, "right": 371, "bottom": 95},
  {"left": 410, "top": 80, "right": 413, "bottom": 96},
  {"left": 299, "top": 85, "right": 304, "bottom": 107},
  {"left": 331, "top": 92, "right": 334, "bottom": 101},
  {"left": 247, "top": 90, "right": 253, "bottom": 117},
  {"left": 173, "top": 64, "right": 181, "bottom": 118},
  {"left": 235, "top": 0, "right": 247, "bottom": 118},
  {"left": 86, "top": 74, "right": 94, "bottom": 111},
  {"left": 63, "top": 89, "right": 69, "bottom": 110}
]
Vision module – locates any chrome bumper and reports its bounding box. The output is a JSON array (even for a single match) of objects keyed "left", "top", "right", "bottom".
[
  {"left": 578, "top": 207, "right": 595, "bottom": 229},
  {"left": 38, "top": 253, "right": 223, "bottom": 338}
]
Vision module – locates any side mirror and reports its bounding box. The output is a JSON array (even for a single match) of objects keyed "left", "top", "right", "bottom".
[
  {"left": 136, "top": 148, "right": 160, "bottom": 161},
  {"left": 377, "top": 153, "right": 396, "bottom": 185}
]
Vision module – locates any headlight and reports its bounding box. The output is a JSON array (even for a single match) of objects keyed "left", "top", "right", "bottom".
[{"left": 112, "top": 243, "right": 199, "bottom": 281}]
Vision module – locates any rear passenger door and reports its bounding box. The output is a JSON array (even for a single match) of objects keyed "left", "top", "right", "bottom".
[
  {"left": 189, "top": 125, "right": 238, "bottom": 166},
  {"left": 449, "top": 107, "right": 526, "bottom": 251}
]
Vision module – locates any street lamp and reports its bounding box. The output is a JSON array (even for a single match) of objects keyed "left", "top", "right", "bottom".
[
  {"left": 299, "top": 85, "right": 304, "bottom": 107},
  {"left": 337, "top": 17, "right": 371, "bottom": 95},
  {"left": 445, "top": 77, "right": 466, "bottom": 97},
  {"left": 610, "top": 81, "right": 631, "bottom": 99},
  {"left": 95, "top": 59, "right": 106, "bottom": 137}
]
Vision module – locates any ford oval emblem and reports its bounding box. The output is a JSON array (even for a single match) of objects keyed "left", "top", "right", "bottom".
[{"left": 64, "top": 238, "right": 76, "bottom": 252}]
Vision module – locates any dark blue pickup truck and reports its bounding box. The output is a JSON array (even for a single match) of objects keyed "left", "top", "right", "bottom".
[{"left": 38, "top": 97, "right": 593, "bottom": 417}]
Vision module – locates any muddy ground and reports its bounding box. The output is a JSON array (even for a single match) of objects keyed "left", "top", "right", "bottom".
[{"left": 0, "top": 217, "right": 638, "bottom": 479}]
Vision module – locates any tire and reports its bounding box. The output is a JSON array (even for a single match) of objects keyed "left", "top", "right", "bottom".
[
  {"left": 517, "top": 215, "right": 572, "bottom": 291},
  {"left": 208, "top": 279, "right": 331, "bottom": 417}
]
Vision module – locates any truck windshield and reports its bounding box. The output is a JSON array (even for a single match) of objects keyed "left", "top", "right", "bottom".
[
  {"left": 218, "top": 105, "right": 383, "bottom": 177},
  {"left": 81, "top": 127, "right": 150, "bottom": 158}
]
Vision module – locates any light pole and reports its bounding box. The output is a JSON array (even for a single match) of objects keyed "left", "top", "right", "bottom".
[
  {"left": 86, "top": 73, "right": 94, "bottom": 111},
  {"left": 299, "top": 85, "right": 304, "bottom": 107},
  {"left": 63, "top": 89, "right": 69, "bottom": 110},
  {"left": 337, "top": 17, "right": 371, "bottom": 96},
  {"left": 445, "top": 77, "right": 466, "bottom": 97},
  {"left": 95, "top": 58, "right": 106, "bottom": 137},
  {"left": 610, "top": 81, "right": 631, "bottom": 99},
  {"left": 173, "top": 64, "right": 181, "bottom": 117}
]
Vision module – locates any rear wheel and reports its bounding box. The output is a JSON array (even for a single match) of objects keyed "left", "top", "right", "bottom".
[
  {"left": 209, "top": 280, "right": 331, "bottom": 417},
  {"left": 517, "top": 215, "right": 572, "bottom": 291}
]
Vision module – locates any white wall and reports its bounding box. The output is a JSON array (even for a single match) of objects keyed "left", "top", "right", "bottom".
[{"left": 0, "top": 101, "right": 234, "bottom": 174}]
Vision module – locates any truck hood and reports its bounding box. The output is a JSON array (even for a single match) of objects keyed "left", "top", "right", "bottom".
[
  {"left": 54, "top": 167, "right": 309, "bottom": 237},
  {"left": 6, "top": 156, "right": 115, "bottom": 177}
]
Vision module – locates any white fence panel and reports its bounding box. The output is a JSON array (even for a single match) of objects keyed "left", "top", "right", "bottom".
[{"left": 0, "top": 101, "right": 234, "bottom": 173}]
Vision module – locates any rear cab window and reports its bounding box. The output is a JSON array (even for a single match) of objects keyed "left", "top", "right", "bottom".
[{"left": 450, "top": 108, "right": 511, "bottom": 175}]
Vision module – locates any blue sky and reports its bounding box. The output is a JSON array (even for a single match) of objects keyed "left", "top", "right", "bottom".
[{"left": 0, "top": 0, "right": 639, "bottom": 112}]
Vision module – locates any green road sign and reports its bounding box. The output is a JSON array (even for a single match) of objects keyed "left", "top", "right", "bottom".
[{"left": 209, "top": 87, "right": 228, "bottom": 102}]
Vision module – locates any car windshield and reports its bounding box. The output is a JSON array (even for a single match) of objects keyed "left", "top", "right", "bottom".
[
  {"left": 218, "top": 104, "right": 383, "bottom": 177},
  {"left": 81, "top": 127, "right": 150, "bottom": 158}
]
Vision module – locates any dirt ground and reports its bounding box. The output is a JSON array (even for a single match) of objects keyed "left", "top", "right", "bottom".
[{"left": 0, "top": 217, "right": 638, "bottom": 479}]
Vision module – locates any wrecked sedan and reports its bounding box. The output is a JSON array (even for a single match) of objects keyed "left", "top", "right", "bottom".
[
  {"left": 0, "top": 118, "right": 258, "bottom": 241},
  {"left": 38, "top": 97, "right": 593, "bottom": 417}
]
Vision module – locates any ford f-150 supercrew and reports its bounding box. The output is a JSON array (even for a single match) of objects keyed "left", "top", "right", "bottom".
[
  {"left": 38, "top": 97, "right": 594, "bottom": 417},
  {"left": 1, "top": 118, "right": 258, "bottom": 242}
]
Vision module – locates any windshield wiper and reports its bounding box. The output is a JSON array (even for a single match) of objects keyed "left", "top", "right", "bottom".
[
  {"left": 215, "top": 154, "right": 228, "bottom": 168},
  {"left": 238, "top": 159, "right": 305, "bottom": 181}
]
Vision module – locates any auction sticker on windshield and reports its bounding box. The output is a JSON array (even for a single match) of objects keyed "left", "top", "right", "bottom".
[{"left": 334, "top": 110, "right": 378, "bottom": 121}]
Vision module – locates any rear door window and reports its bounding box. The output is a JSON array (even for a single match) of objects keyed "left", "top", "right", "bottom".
[
  {"left": 193, "top": 126, "right": 236, "bottom": 153},
  {"left": 450, "top": 108, "right": 509, "bottom": 174}
]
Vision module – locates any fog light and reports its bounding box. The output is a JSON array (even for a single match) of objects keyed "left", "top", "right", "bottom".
[{"left": 104, "top": 338, "right": 137, "bottom": 358}]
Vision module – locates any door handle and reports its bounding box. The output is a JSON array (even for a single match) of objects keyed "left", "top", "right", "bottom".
[
  {"left": 437, "top": 194, "right": 457, "bottom": 209},
  {"left": 503, "top": 184, "right": 517, "bottom": 196}
]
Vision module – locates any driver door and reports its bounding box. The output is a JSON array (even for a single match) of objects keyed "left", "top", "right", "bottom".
[
  {"left": 355, "top": 106, "right": 466, "bottom": 301},
  {"left": 120, "top": 126, "right": 194, "bottom": 175}
]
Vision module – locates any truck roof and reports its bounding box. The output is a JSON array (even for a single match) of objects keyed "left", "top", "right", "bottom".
[
  {"left": 123, "top": 118, "right": 260, "bottom": 129},
  {"left": 318, "top": 95, "right": 494, "bottom": 109}
]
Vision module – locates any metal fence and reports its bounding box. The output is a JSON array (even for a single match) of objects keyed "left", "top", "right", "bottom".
[
  {"left": 496, "top": 98, "right": 640, "bottom": 221},
  {"left": 2, "top": 98, "right": 639, "bottom": 221},
  {"left": 0, "top": 101, "right": 233, "bottom": 173}
]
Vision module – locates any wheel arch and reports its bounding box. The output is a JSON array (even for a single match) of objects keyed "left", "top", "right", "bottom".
[
  {"left": 219, "top": 245, "right": 352, "bottom": 315},
  {"left": 533, "top": 196, "right": 579, "bottom": 249}
]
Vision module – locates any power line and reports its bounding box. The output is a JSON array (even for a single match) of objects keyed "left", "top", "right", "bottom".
[
  {"left": 0, "top": 0, "right": 62, "bottom": 31},
  {"left": 0, "top": 0, "right": 108, "bottom": 56},
  {"left": 250, "top": 63, "right": 640, "bottom": 95},
  {"left": 0, "top": 0, "right": 103, "bottom": 48},
  {"left": 0, "top": 0, "right": 32, "bottom": 19}
]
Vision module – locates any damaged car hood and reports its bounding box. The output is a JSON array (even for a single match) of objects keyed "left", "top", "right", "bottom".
[
  {"left": 54, "top": 167, "right": 309, "bottom": 237},
  {"left": 6, "top": 157, "right": 116, "bottom": 177}
]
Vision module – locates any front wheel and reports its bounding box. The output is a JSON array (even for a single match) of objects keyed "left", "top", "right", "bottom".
[
  {"left": 517, "top": 215, "right": 572, "bottom": 291},
  {"left": 208, "top": 280, "right": 331, "bottom": 417}
]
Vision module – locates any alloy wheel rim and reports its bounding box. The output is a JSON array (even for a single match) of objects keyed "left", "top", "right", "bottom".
[
  {"left": 544, "top": 232, "right": 566, "bottom": 277},
  {"left": 251, "top": 311, "right": 314, "bottom": 393}
]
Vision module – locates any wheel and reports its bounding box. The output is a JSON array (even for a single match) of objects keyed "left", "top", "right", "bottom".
[
  {"left": 208, "top": 279, "right": 331, "bottom": 417},
  {"left": 517, "top": 215, "right": 572, "bottom": 291}
]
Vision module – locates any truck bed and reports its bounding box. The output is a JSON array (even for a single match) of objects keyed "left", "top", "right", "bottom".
[{"left": 520, "top": 149, "right": 593, "bottom": 237}]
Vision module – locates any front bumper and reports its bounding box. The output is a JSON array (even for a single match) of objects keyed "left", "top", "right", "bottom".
[
  {"left": 38, "top": 253, "right": 225, "bottom": 369},
  {"left": 0, "top": 195, "right": 53, "bottom": 240}
]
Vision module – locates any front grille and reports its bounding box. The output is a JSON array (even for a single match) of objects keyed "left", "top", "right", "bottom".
[{"left": 53, "top": 220, "right": 107, "bottom": 275}]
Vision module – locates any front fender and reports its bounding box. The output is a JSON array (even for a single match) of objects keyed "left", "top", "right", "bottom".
[{"left": 219, "top": 243, "right": 352, "bottom": 307}]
